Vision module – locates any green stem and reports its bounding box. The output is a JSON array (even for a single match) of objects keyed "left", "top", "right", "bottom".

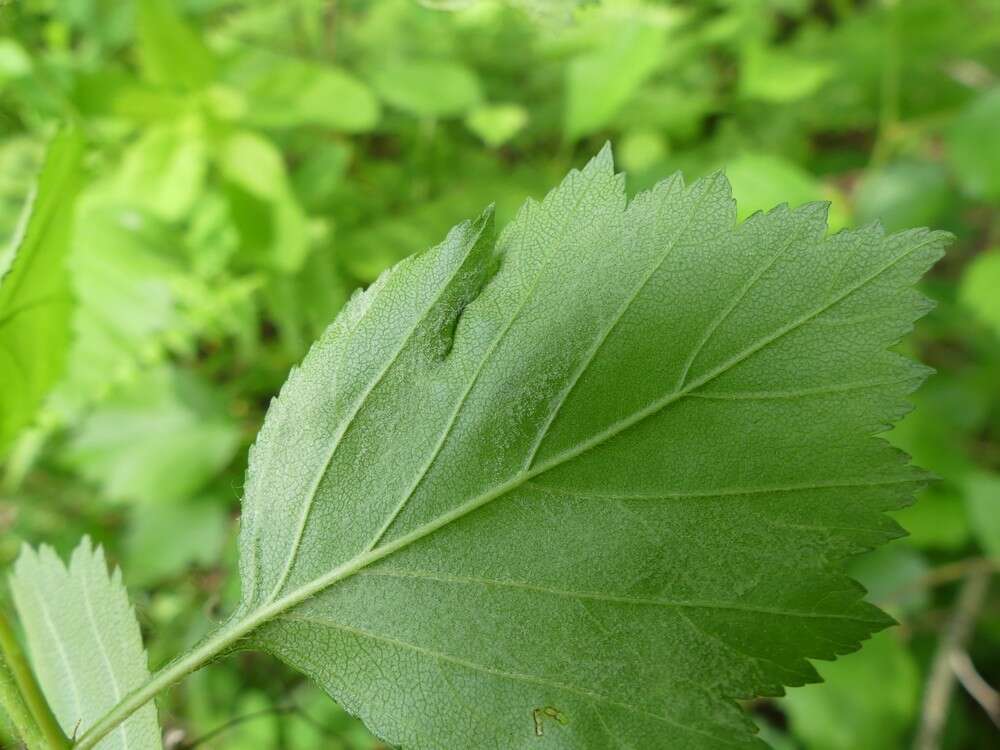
[
  {"left": 1, "top": 654, "right": 47, "bottom": 749},
  {"left": 72, "top": 624, "right": 241, "bottom": 750},
  {"left": 0, "top": 611, "right": 70, "bottom": 750}
]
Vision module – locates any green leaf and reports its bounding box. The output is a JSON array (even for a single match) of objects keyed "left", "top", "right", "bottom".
[
  {"left": 723, "top": 152, "right": 849, "bottom": 230},
  {"left": 890, "top": 486, "right": 969, "bottom": 551},
  {"left": 219, "top": 131, "right": 310, "bottom": 273},
  {"left": 565, "top": 20, "right": 665, "bottom": 141},
  {"left": 225, "top": 49, "right": 380, "bottom": 132},
  {"left": 9, "top": 537, "right": 162, "bottom": 749},
  {"left": 219, "top": 147, "right": 944, "bottom": 748},
  {"left": 782, "top": 630, "right": 919, "bottom": 750},
  {"left": 46, "top": 203, "right": 192, "bottom": 421},
  {"left": 464, "top": 103, "right": 528, "bottom": 147},
  {"left": 124, "top": 499, "right": 229, "bottom": 586},
  {"left": 136, "top": 0, "right": 215, "bottom": 91},
  {"left": 62, "top": 366, "right": 240, "bottom": 505},
  {"left": 960, "top": 249, "right": 1000, "bottom": 337},
  {"left": 618, "top": 128, "right": 668, "bottom": 173},
  {"left": 0, "top": 130, "right": 83, "bottom": 454},
  {"left": 370, "top": 59, "right": 481, "bottom": 118},
  {"left": 849, "top": 543, "right": 929, "bottom": 618},
  {"left": 109, "top": 124, "right": 208, "bottom": 222},
  {"left": 854, "top": 161, "right": 955, "bottom": 234},
  {"left": 963, "top": 472, "right": 1000, "bottom": 560},
  {"left": 740, "top": 43, "right": 835, "bottom": 103},
  {"left": 948, "top": 87, "right": 1000, "bottom": 201}
]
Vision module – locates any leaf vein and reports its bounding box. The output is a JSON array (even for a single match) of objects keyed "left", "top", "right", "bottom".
[
  {"left": 523, "top": 172, "right": 710, "bottom": 470},
  {"left": 361, "top": 567, "right": 885, "bottom": 624},
  {"left": 265, "top": 223, "right": 485, "bottom": 602}
]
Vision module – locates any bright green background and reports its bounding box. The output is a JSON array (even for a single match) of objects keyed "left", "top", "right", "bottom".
[{"left": 1, "top": 1, "right": 998, "bottom": 748}]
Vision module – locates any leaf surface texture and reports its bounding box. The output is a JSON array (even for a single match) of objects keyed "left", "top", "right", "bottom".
[{"left": 231, "top": 147, "right": 946, "bottom": 748}]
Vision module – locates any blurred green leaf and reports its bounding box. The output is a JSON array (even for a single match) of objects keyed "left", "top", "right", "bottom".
[
  {"left": 963, "top": 472, "right": 1000, "bottom": 559},
  {"left": 219, "top": 131, "right": 310, "bottom": 273},
  {"left": 62, "top": 366, "right": 239, "bottom": 504},
  {"left": 0, "top": 138, "right": 44, "bottom": 242},
  {"left": 854, "top": 161, "right": 955, "bottom": 233},
  {"left": 109, "top": 123, "right": 208, "bottom": 222},
  {"left": 137, "top": 0, "right": 216, "bottom": 90},
  {"left": 125, "top": 499, "right": 229, "bottom": 586},
  {"left": 752, "top": 720, "right": 798, "bottom": 750},
  {"left": 48, "top": 0, "right": 135, "bottom": 48},
  {"left": 891, "top": 486, "right": 969, "bottom": 551},
  {"left": 723, "top": 152, "right": 848, "bottom": 229},
  {"left": 50, "top": 204, "right": 189, "bottom": 418},
  {"left": 615, "top": 84, "right": 714, "bottom": 141},
  {"left": 565, "top": 19, "right": 665, "bottom": 140},
  {"left": 337, "top": 165, "right": 543, "bottom": 281},
  {"left": 226, "top": 49, "right": 379, "bottom": 132},
  {"left": 850, "top": 543, "right": 930, "bottom": 617},
  {"left": 740, "top": 43, "right": 834, "bottom": 103},
  {"left": 888, "top": 378, "right": 987, "bottom": 480},
  {"left": 948, "top": 87, "right": 1000, "bottom": 202},
  {"left": 71, "top": 69, "right": 190, "bottom": 122},
  {"left": 0, "top": 131, "right": 82, "bottom": 453},
  {"left": 464, "top": 103, "right": 528, "bottom": 147},
  {"left": 0, "top": 39, "right": 31, "bottom": 81},
  {"left": 960, "top": 249, "right": 1000, "bottom": 337},
  {"left": 619, "top": 128, "right": 668, "bottom": 173},
  {"left": 370, "top": 58, "right": 480, "bottom": 118},
  {"left": 783, "top": 630, "right": 919, "bottom": 750},
  {"left": 291, "top": 142, "right": 352, "bottom": 213},
  {"left": 264, "top": 246, "right": 351, "bottom": 359}
]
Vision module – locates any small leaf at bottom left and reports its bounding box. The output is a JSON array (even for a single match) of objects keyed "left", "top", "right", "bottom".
[{"left": 8, "top": 537, "right": 161, "bottom": 749}]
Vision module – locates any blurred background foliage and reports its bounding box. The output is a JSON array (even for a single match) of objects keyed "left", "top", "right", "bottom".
[{"left": 1, "top": 0, "right": 999, "bottom": 748}]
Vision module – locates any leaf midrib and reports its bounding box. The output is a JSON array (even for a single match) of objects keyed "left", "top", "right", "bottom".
[
  {"left": 78, "top": 569, "right": 131, "bottom": 749},
  {"left": 362, "top": 169, "right": 608, "bottom": 554},
  {"left": 19, "top": 575, "right": 83, "bottom": 731},
  {"left": 356, "top": 567, "right": 886, "bottom": 623},
  {"left": 234, "top": 233, "right": 934, "bottom": 640}
]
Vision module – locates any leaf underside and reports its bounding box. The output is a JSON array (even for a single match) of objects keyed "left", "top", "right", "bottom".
[
  {"left": 231, "top": 146, "right": 947, "bottom": 749},
  {"left": 10, "top": 538, "right": 162, "bottom": 750}
]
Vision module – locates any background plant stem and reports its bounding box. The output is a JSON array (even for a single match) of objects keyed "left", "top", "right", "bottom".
[
  {"left": 0, "top": 655, "right": 46, "bottom": 749},
  {"left": 914, "top": 570, "right": 994, "bottom": 750},
  {"left": 0, "top": 610, "right": 70, "bottom": 750}
]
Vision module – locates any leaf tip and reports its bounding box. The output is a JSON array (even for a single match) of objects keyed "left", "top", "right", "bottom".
[{"left": 588, "top": 141, "right": 615, "bottom": 174}]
